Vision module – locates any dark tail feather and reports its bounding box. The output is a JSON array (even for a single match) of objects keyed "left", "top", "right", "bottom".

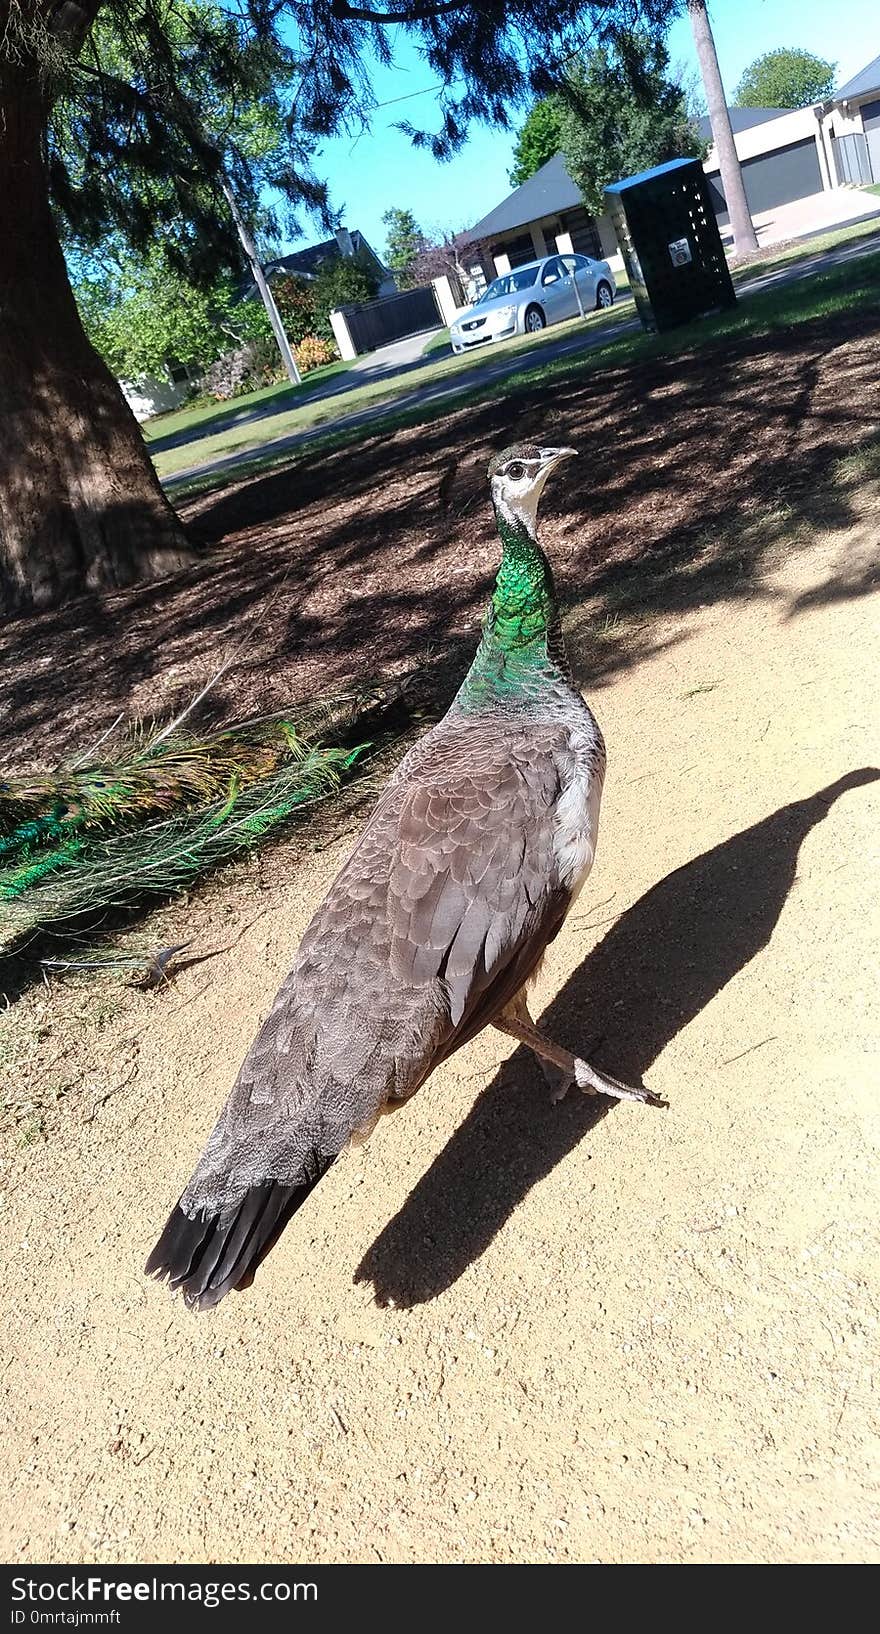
[{"left": 145, "top": 1158, "right": 334, "bottom": 1311}]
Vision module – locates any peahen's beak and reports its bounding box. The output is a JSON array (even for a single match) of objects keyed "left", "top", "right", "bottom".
[{"left": 539, "top": 446, "right": 577, "bottom": 468}]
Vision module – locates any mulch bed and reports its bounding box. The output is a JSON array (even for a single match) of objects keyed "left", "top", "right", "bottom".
[{"left": 2, "top": 305, "right": 878, "bottom": 774}]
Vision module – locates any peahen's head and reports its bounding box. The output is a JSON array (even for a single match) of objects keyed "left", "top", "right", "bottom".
[{"left": 488, "top": 442, "right": 576, "bottom": 537}]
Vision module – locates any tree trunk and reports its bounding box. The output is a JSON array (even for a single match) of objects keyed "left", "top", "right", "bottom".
[
  {"left": 219, "top": 173, "right": 301, "bottom": 386},
  {"left": 0, "top": 56, "right": 194, "bottom": 615},
  {"left": 687, "top": 1, "right": 759, "bottom": 258}
]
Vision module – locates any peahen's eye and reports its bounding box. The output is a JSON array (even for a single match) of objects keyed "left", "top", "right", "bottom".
[{"left": 506, "top": 461, "right": 525, "bottom": 480}]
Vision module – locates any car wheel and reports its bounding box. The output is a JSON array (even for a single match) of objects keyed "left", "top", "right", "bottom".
[
  {"left": 524, "top": 305, "right": 546, "bottom": 334},
  {"left": 596, "top": 280, "right": 614, "bottom": 310}
]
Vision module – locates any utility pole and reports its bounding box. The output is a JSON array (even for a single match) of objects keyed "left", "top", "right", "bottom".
[
  {"left": 687, "top": 1, "right": 758, "bottom": 258},
  {"left": 219, "top": 173, "right": 302, "bottom": 386}
]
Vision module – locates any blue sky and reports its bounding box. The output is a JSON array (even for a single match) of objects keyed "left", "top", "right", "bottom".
[{"left": 283, "top": 0, "right": 879, "bottom": 260}]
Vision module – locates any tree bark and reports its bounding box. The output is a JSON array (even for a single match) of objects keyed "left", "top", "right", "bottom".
[
  {"left": 687, "top": 1, "right": 759, "bottom": 258},
  {"left": 0, "top": 51, "right": 194, "bottom": 615},
  {"left": 219, "top": 172, "right": 301, "bottom": 386}
]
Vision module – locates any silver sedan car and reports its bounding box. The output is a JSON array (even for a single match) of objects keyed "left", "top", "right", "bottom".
[{"left": 450, "top": 253, "right": 616, "bottom": 353}]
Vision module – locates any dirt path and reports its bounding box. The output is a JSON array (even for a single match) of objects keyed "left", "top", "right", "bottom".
[{"left": 2, "top": 515, "right": 878, "bottom": 1564}]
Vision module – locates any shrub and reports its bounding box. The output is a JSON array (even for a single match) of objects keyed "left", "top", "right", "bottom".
[
  {"left": 294, "top": 333, "right": 336, "bottom": 372},
  {"left": 200, "top": 336, "right": 285, "bottom": 400},
  {"left": 272, "top": 274, "right": 318, "bottom": 344}
]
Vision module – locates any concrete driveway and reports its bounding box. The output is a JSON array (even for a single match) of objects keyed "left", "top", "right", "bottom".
[
  {"left": 722, "top": 187, "right": 880, "bottom": 251},
  {"left": 349, "top": 328, "right": 444, "bottom": 378}
]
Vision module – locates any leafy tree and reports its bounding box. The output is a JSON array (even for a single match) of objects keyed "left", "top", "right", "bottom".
[
  {"left": 404, "top": 226, "right": 479, "bottom": 292},
  {"left": 74, "top": 250, "right": 270, "bottom": 382},
  {"left": 382, "top": 208, "right": 426, "bottom": 289},
  {"left": 273, "top": 258, "right": 380, "bottom": 351},
  {"left": 1, "top": 0, "right": 679, "bottom": 612},
  {"left": 310, "top": 260, "right": 380, "bottom": 344},
  {"left": 509, "top": 97, "right": 564, "bottom": 186},
  {"left": 272, "top": 275, "right": 320, "bottom": 348},
  {"left": 558, "top": 28, "right": 702, "bottom": 215},
  {"left": 52, "top": 2, "right": 312, "bottom": 282},
  {"left": 735, "top": 48, "right": 836, "bottom": 110},
  {"left": 673, "top": 58, "right": 707, "bottom": 127}
]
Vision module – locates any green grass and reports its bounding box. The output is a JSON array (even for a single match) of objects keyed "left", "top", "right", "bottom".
[
  {"left": 422, "top": 327, "right": 451, "bottom": 357},
  {"left": 153, "top": 299, "right": 628, "bottom": 481},
  {"left": 863, "top": 184, "right": 880, "bottom": 197},
  {"left": 730, "top": 212, "right": 880, "bottom": 285},
  {"left": 143, "top": 358, "right": 351, "bottom": 445},
  {"left": 165, "top": 250, "right": 880, "bottom": 504}
]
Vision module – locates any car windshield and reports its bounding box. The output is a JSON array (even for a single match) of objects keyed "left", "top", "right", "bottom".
[{"left": 476, "top": 266, "right": 539, "bottom": 303}]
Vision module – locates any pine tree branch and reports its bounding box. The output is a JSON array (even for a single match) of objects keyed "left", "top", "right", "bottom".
[
  {"left": 329, "top": 0, "right": 470, "bottom": 21},
  {"left": 45, "top": 1, "right": 101, "bottom": 54}
]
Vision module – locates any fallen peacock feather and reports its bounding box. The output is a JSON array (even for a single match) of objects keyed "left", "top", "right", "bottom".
[{"left": 0, "top": 682, "right": 412, "bottom": 958}]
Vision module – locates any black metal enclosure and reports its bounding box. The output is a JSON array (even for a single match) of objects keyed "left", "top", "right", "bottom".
[
  {"left": 604, "top": 157, "right": 736, "bottom": 334},
  {"left": 339, "top": 285, "right": 441, "bottom": 354}
]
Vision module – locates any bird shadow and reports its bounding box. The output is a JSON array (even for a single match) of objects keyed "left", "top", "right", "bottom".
[{"left": 355, "top": 768, "right": 879, "bottom": 1307}]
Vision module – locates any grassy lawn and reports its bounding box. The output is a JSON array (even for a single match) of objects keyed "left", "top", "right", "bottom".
[
  {"left": 422, "top": 327, "right": 450, "bottom": 357},
  {"left": 730, "top": 211, "right": 880, "bottom": 285},
  {"left": 152, "top": 220, "right": 876, "bottom": 488},
  {"left": 166, "top": 249, "right": 880, "bottom": 502},
  {"left": 863, "top": 183, "right": 880, "bottom": 197},
  {"left": 153, "top": 299, "right": 629, "bottom": 481},
  {"left": 143, "top": 357, "right": 351, "bottom": 447}
]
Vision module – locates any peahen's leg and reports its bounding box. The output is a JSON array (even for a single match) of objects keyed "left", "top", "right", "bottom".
[
  {"left": 498, "top": 991, "right": 570, "bottom": 1099},
  {"left": 494, "top": 998, "right": 665, "bottom": 1108}
]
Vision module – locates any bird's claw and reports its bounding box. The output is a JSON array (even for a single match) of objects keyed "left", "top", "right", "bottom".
[
  {"left": 548, "top": 1070, "right": 575, "bottom": 1105},
  {"left": 566, "top": 1057, "right": 666, "bottom": 1108}
]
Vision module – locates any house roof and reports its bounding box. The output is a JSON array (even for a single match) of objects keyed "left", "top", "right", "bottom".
[
  {"left": 835, "top": 53, "right": 880, "bottom": 101},
  {"left": 465, "top": 110, "right": 797, "bottom": 241},
  {"left": 696, "top": 106, "right": 794, "bottom": 140},
  {"left": 464, "top": 153, "right": 584, "bottom": 242},
  {"left": 264, "top": 229, "right": 383, "bottom": 281}
]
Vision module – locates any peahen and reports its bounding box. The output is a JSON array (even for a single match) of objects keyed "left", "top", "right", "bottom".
[{"left": 147, "top": 442, "right": 663, "bottom": 1311}]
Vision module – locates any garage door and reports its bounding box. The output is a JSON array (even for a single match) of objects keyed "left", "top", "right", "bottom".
[
  {"left": 863, "top": 98, "right": 880, "bottom": 183},
  {"left": 707, "top": 137, "right": 823, "bottom": 225}
]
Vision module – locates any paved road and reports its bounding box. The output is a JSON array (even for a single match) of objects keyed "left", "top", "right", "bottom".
[
  {"left": 163, "top": 224, "right": 880, "bottom": 492},
  {"left": 349, "top": 327, "right": 444, "bottom": 376}
]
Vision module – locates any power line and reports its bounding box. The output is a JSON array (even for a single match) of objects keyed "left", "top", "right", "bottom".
[{"left": 373, "top": 80, "right": 455, "bottom": 108}]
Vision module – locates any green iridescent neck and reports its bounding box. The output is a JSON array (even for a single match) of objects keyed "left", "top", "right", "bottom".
[{"left": 456, "top": 506, "right": 559, "bottom": 708}]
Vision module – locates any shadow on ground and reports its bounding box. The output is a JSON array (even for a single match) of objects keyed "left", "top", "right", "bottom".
[
  {"left": 3, "top": 295, "right": 878, "bottom": 781},
  {"left": 355, "top": 769, "right": 879, "bottom": 1306}
]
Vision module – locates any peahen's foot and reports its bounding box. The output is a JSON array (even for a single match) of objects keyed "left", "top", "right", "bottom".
[
  {"left": 494, "top": 1006, "right": 666, "bottom": 1109},
  {"left": 570, "top": 1055, "right": 665, "bottom": 1108},
  {"left": 536, "top": 1056, "right": 574, "bottom": 1103}
]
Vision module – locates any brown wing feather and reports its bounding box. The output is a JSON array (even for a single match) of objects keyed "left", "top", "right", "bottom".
[
  {"left": 147, "top": 719, "right": 576, "bottom": 1306},
  {"left": 388, "top": 730, "right": 566, "bottom": 1036}
]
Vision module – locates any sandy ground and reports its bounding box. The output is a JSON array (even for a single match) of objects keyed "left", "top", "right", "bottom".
[{"left": 1, "top": 509, "right": 878, "bottom": 1565}]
